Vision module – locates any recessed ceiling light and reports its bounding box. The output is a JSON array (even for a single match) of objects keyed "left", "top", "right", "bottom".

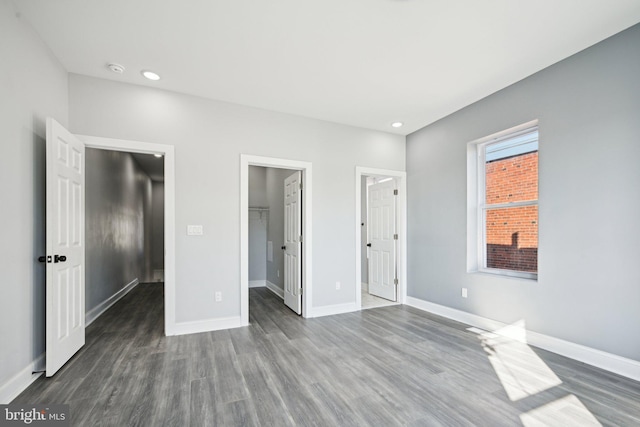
[
  {"left": 107, "top": 63, "right": 125, "bottom": 74},
  {"left": 142, "top": 70, "right": 161, "bottom": 81},
  {"left": 154, "top": 153, "right": 163, "bottom": 158},
  {"left": 391, "top": 121, "right": 404, "bottom": 128}
]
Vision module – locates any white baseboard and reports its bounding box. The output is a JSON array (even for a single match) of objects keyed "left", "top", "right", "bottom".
[
  {"left": 265, "top": 281, "right": 284, "bottom": 300},
  {"left": 249, "top": 280, "right": 266, "bottom": 288},
  {"left": 85, "top": 278, "right": 139, "bottom": 327},
  {"left": 310, "top": 302, "right": 358, "bottom": 318},
  {"left": 167, "top": 316, "right": 244, "bottom": 336},
  {"left": 405, "top": 296, "right": 640, "bottom": 382},
  {"left": 0, "top": 354, "right": 45, "bottom": 404}
]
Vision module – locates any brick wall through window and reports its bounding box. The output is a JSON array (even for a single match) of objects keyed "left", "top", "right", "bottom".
[{"left": 485, "top": 151, "right": 538, "bottom": 272}]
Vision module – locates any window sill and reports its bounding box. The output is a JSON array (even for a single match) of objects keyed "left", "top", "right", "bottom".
[{"left": 468, "top": 268, "right": 538, "bottom": 282}]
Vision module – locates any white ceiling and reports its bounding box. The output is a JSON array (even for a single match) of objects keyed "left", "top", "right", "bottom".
[{"left": 14, "top": 0, "right": 640, "bottom": 135}]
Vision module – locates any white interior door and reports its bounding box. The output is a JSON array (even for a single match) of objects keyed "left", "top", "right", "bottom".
[
  {"left": 283, "top": 171, "right": 302, "bottom": 314},
  {"left": 46, "top": 118, "right": 85, "bottom": 377},
  {"left": 367, "top": 179, "right": 397, "bottom": 301}
]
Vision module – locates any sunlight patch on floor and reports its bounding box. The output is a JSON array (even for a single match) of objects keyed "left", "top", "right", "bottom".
[
  {"left": 476, "top": 320, "right": 562, "bottom": 401},
  {"left": 472, "top": 320, "right": 602, "bottom": 426},
  {"left": 520, "top": 394, "right": 602, "bottom": 426}
]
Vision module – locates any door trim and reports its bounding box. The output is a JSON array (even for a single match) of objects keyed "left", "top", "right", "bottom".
[
  {"left": 355, "top": 167, "right": 407, "bottom": 309},
  {"left": 240, "top": 155, "right": 313, "bottom": 323},
  {"left": 76, "top": 135, "right": 177, "bottom": 335}
]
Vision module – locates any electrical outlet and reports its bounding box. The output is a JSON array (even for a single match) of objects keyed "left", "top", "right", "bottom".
[
  {"left": 336, "top": 281, "right": 341, "bottom": 290},
  {"left": 215, "top": 291, "right": 222, "bottom": 302},
  {"left": 461, "top": 288, "right": 468, "bottom": 298}
]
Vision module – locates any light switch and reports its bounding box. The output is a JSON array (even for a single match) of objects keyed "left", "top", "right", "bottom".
[{"left": 187, "top": 225, "right": 203, "bottom": 235}]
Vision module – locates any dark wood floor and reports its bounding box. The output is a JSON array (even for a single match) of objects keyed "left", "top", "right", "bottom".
[{"left": 14, "top": 284, "right": 640, "bottom": 426}]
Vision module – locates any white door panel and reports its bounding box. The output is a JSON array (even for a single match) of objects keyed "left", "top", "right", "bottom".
[
  {"left": 284, "top": 171, "right": 302, "bottom": 315},
  {"left": 46, "top": 118, "right": 85, "bottom": 377},
  {"left": 367, "top": 179, "right": 397, "bottom": 301}
]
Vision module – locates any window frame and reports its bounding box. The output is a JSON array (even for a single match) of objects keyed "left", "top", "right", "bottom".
[{"left": 469, "top": 120, "right": 539, "bottom": 281}]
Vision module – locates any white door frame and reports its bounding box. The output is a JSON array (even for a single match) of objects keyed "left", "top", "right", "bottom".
[
  {"left": 240, "top": 155, "right": 313, "bottom": 323},
  {"left": 355, "top": 167, "right": 407, "bottom": 309},
  {"left": 76, "top": 135, "right": 177, "bottom": 335}
]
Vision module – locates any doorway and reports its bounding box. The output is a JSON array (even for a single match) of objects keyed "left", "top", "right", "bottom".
[
  {"left": 247, "top": 166, "right": 302, "bottom": 315},
  {"left": 240, "top": 155, "right": 312, "bottom": 324},
  {"left": 77, "top": 135, "right": 177, "bottom": 334},
  {"left": 44, "top": 123, "right": 177, "bottom": 377},
  {"left": 84, "top": 148, "right": 165, "bottom": 327},
  {"left": 355, "top": 167, "right": 407, "bottom": 310}
]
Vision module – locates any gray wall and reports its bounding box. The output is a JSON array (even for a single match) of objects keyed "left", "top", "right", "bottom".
[
  {"left": 248, "top": 166, "right": 267, "bottom": 282},
  {"left": 407, "top": 24, "right": 640, "bottom": 361},
  {"left": 248, "top": 166, "right": 267, "bottom": 207},
  {"left": 85, "top": 148, "right": 153, "bottom": 313},
  {"left": 69, "top": 74, "right": 405, "bottom": 321},
  {"left": 248, "top": 210, "right": 267, "bottom": 281},
  {"left": 0, "top": 1, "right": 68, "bottom": 394},
  {"left": 151, "top": 181, "right": 165, "bottom": 275}
]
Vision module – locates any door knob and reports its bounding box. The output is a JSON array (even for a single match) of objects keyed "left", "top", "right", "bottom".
[
  {"left": 281, "top": 246, "right": 286, "bottom": 250},
  {"left": 366, "top": 243, "right": 372, "bottom": 247},
  {"left": 54, "top": 255, "right": 67, "bottom": 263}
]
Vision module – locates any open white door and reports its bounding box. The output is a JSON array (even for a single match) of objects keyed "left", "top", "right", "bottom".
[
  {"left": 367, "top": 179, "right": 397, "bottom": 301},
  {"left": 45, "top": 118, "right": 85, "bottom": 377},
  {"left": 283, "top": 171, "right": 302, "bottom": 315}
]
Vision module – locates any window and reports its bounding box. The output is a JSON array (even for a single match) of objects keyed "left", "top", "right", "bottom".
[{"left": 468, "top": 122, "right": 538, "bottom": 280}]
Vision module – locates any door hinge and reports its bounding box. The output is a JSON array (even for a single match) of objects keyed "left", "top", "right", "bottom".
[
  {"left": 299, "top": 287, "right": 303, "bottom": 295},
  {"left": 394, "top": 278, "right": 399, "bottom": 285},
  {"left": 394, "top": 233, "right": 398, "bottom": 240},
  {"left": 299, "top": 235, "right": 303, "bottom": 243},
  {"left": 393, "top": 189, "right": 398, "bottom": 196},
  {"left": 300, "top": 182, "right": 303, "bottom": 190}
]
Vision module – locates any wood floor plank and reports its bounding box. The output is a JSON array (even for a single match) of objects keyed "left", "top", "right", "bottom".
[
  {"left": 82, "top": 347, "right": 150, "bottom": 423},
  {"left": 256, "top": 348, "right": 336, "bottom": 426},
  {"left": 248, "top": 304, "right": 282, "bottom": 334},
  {"left": 237, "top": 353, "right": 295, "bottom": 427},
  {"left": 308, "top": 381, "right": 367, "bottom": 427},
  {"left": 221, "top": 399, "right": 260, "bottom": 427},
  {"left": 212, "top": 339, "right": 250, "bottom": 404},
  {"left": 229, "top": 325, "right": 262, "bottom": 355},
  {"left": 68, "top": 333, "right": 133, "bottom": 402},
  {"left": 349, "top": 392, "right": 405, "bottom": 427},
  {"left": 114, "top": 352, "right": 166, "bottom": 427},
  {"left": 11, "top": 284, "right": 640, "bottom": 426},
  {"left": 189, "top": 378, "right": 217, "bottom": 427},
  {"left": 149, "top": 357, "right": 190, "bottom": 427}
]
